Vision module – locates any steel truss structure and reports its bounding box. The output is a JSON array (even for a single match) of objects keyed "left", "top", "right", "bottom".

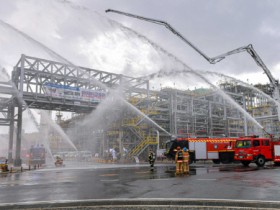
[
  {"left": 12, "top": 55, "right": 148, "bottom": 112},
  {"left": 1, "top": 55, "right": 279, "bottom": 164},
  {"left": 5, "top": 54, "right": 149, "bottom": 165},
  {"left": 150, "top": 88, "right": 248, "bottom": 141}
]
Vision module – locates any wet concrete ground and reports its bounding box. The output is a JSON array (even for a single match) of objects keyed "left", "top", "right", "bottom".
[{"left": 0, "top": 161, "right": 280, "bottom": 207}]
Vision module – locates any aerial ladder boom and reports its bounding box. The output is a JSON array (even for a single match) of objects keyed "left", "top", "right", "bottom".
[
  {"left": 211, "top": 44, "right": 278, "bottom": 86},
  {"left": 106, "top": 9, "right": 280, "bottom": 122},
  {"left": 105, "top": 9, "right": 212, "bottom": 62}
]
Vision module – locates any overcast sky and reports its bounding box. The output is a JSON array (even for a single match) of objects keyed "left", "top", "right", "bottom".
[{"left": 1, "top": 0, "right": 280, "bottom": 87}]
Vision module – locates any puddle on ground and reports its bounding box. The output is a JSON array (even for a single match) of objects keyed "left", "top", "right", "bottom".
[{"left": 149, "top": 163, "right": 280, "bottom": 180}]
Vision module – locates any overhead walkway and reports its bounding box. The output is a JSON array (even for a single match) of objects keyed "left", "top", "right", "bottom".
[{"left": 0, "top": 81, "right": 15, "bottom": 126}]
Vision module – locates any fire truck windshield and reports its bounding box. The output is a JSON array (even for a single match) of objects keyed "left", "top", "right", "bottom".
[{"left": 235, "top": 140, "right": 251, "bottom": 148}]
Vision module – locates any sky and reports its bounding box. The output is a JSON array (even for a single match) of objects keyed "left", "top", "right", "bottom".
[
  {"left": 1, "top": 0, "right": 280, "bottom": 134},
  {"left": 0, "top": 0, "right": 280, "bottom": 88}
]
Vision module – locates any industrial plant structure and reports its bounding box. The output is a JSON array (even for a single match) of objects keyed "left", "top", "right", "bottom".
[{"left": 0, "top": 55, "right": 279, "bottom": 164}]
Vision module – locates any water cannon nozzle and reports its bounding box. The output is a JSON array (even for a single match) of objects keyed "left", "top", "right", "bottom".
[
  {"left": 105, "top": 9, "right": 111, "bottom": 13},
  {"left": 262, "top": 128, "right": 271, "bottom": 136}
]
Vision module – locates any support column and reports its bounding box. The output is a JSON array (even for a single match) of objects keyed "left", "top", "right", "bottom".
[
  {"left": 169, "top": 90, "right": 177, "bottom": 135},
  {"left": 243, "top": 96, "right": 248, "bottom": 136},
  {"left": 8, "top": 103, "right": 15, "bottom": 164},
  {"left": 14, "top": 54, "right": 25, "bottom": 167},
  {"left": 118, "top": 130, "right": 124, "bottom": 162},
  {"left": 155, "top": 130, "right": 159, "bottom": 150},
  {"left": 208, "top": 101, "right": 213, "bottom": 136},
  {"left": 14, "top": 104, "right": 22, "bottom": 166},
  {"left": 223, "top": 99, "right": 229, "bottom": 137}
]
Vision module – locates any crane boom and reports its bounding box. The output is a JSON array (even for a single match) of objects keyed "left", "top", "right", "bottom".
[
  {"left": 105, "top": 9, "right": 212, "bottom": 62},
  {"left": 106, "top": 9, "right": 280, "bottom": 109},
  {"left": 210, "top": 44, "right": 278, "bottom": 86}
]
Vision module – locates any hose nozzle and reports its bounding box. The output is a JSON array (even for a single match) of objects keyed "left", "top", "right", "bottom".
[{"left": 262, "top": 128, "right": 271, "bottom": 137}]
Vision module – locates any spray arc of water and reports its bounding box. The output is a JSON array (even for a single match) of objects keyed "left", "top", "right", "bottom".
[
  {"left": 0, "top": 3, "right": 267, "bottom": 140},
  {"left": 0, "top": 19, "right": 171, "bottom": 140},
  {"left": 145, "top": 67, "right": 280, "bottom": 114},
  {"left": 41, "top": 110, "right": 78, "bottom": 152},
  {"left": 138, "top": 66, "right": 263, "bottom": 131},
  {"left": 54, "top": 1, "right": 261, "bottom": 135},
  {"left": 101, "top": 11, "right": 273, "bottom": 133},
  {"left": 203, "top": 70, "right": 280, "bottom": 107},
  {"left": 43, "top": 0, "right": 268, "bottom": 134},
  {"left": 1, "top": 67, "right": 78, "bottom": 159},
  {"left": 73, "top": 4, "right": 265, "bottom": 133}
]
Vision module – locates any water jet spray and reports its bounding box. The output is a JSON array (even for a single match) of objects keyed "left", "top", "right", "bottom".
[
  {"left": 0, "top": 19, "right": 171, "bottom": 156},
  {"left": 106, "top": 9, "right": 280, "bottom": 122}
]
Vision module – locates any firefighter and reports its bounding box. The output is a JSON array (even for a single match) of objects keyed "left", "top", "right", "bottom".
[
  {"left": 55, "top": 156, "right": 64, "bottom": 167},
  {"left": 0, "top": 159, "right": 9, "bottom": 172},
  {"left": 148, "top": 150, "right": 156, "bottom": 171},
  {"left": 175, "top": 146, "right": 183, "bottom": 175},
  {"left": 182, "top": 147, "right": 190, "bottom": 175}
]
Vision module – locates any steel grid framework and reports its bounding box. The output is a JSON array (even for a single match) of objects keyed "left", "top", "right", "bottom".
[
  {"left": 2, "top": 55, "right": 279, "bottom": 164},
  {"left": 12, "top": 55, "right": 148, "bottom": 112},
  {"left": 8, "top": 54, "right": 149, "bottom": 165},
  {"left": 0, "top": 82, "right": 16, "bottom": 126},
  {"left": 152, "top": 88, "right": 248, "bottom": 141}
]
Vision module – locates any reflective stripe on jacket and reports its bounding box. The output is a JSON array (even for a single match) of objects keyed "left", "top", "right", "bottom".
[{"left": 182, "top": 151, "right": 189, "bottom": 162}]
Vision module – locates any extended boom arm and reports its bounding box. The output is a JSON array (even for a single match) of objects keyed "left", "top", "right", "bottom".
[
  {"left": 106, "top": 9, "right": 279, "bottom": 90},
  {"left": 106, "top": 9, "right": 280, "bottom": 123},
  {"left": 211, "top": 44, "right": 278, "bottom": 87},
  {"left": 106, "top": 9, "right": 212, "bottom": 63}
]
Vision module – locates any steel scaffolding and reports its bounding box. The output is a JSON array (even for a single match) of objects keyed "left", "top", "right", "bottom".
[{"left": 1, "top": 55, "right": 280, "bottom": 163}]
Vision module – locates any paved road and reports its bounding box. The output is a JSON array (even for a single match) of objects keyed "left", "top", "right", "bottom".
[{"left": 0, "top": 161, "right": 280, "bottom": 207}]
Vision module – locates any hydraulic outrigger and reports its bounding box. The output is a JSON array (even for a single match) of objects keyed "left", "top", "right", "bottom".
[{"left": 105, "top": 9, "right": 280, "bottom": 122}]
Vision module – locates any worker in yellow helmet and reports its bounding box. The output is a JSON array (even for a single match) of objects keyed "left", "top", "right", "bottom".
[
  {"left": 182, "top": 147, "right": 190, "bottom": 175},
  {"left": 148, "top": 149, "right": 156, "bottom": 171},
  {"left": 175, "top": 146, "right": 183, "bottom": 175}
]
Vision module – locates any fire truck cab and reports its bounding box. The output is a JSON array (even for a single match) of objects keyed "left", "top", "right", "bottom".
[{"left": 234, "top": 135, "right": 280, "bottom": 167}]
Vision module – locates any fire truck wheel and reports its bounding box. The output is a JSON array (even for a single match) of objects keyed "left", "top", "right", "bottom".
[
  {"left": 241, "top": 161, "right": 250, "bottom": 167},
  {"left": 256, "top": 155, "right": 265, "bottom": 167},
  {"left": 212, "top": 159, "right": 220, "bottom": 164},
  {"left": 219, "top": 152, "right": 234, "bottom": 164}
]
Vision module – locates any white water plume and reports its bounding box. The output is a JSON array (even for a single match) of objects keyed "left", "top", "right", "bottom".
[
  {"left": 0, "top": 67, "right": 10, "bottom": 81},
  {"left": 60, "top": 3, "right": 263, "bottom": 132},
  {"left": 0, "top": 65, "right": 77, "bottom": 156},
  {"left": 142, "top": 66, "right": 279, "bottom": 112},
  {"left": 0, "top": 18, "right": 170, "bottom": 137},
  {"left": 138, "top": 66, "right": 264, "bottom": 130},
  {"left": 98, "top": 14, "right": 263, "bottom": 130},
  {"left": 203, "top": 70, "right": 280, "bottom": 107},
  {"left": 41, "top": 110, "right": 78, "bottom": 152},
  {"left": 0, "top": 1, "right": 265, "bottom": 135},
  {"left": 79, "top": 85, "right": 171, "bottom": 136}
]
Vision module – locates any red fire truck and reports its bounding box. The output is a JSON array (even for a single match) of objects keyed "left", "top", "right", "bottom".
[
  {"left": 165, "top": 137, "right": 237, "bottom": 163},
  {"left": 234, "top": 135, "right": 280, "bottom": 167}
]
